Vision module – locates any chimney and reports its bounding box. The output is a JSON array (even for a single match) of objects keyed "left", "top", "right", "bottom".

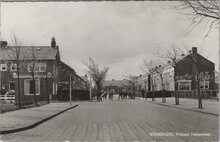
[
  {"left": 192, "top": 47, "right": 197, "bottom": 55},
  {"left": 51, "top": 37, "right": 56, "bottom": 48},
  {"left": 0, "top": 41, "right": 7, "bottom": 48}
]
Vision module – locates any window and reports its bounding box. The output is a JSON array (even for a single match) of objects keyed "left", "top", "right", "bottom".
[
  {"left": 28, "top": 63, "right": 46, "bottom": 72},
  {"left": 200, "top": 80, "right": 209, "bottom": 90},
  {"left": 10, "top": 64, "right": 17, "bottom": 71},
  {"left": 8, "top": 82, "right": 15, "bottom": 90},
  {"left": 178, "top": 80, "right": 191, "bottom": 91},
  {"left": 39, "top": 63, "right": 46, "bottom": 72},
  {"left": 52, "top": 82, "right": 58, "bottom": 95},
  {"left": 24, "top": 79, "right": 40, "bottom": 95},
  {"left": 0, "top": 64, "right": 7, "bottom": 71}
]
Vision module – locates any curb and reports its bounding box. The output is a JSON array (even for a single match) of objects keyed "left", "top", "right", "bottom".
[
  {"left": 146, "top": 101, "right": 219, "bottom": 117},
  {"left": 0, "top": 104, "right": 79, "bottom": 134}
]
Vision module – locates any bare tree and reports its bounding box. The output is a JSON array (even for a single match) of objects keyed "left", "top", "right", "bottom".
[
  {"left": 83, "top": 58, "right": 109, "bottom": 101},
  {"left": 27, "top": 47, "right": 39, "bottom": 106},
  {"left": 159, "top": 45, "right": 214, "bottom": 109},
  {"left": 188, "top": 50, "right": 205, "bottom": 109},
  {"left": 41, "top": 71, "right": 51, "bottom": 104},
  {"left": 5, "top": 35, "right": 27, "bottom": 108},
  {"left": 154, "top": 65, "right": 166, "bottom": 103},
  {"left": 11, "top": 36, "right": 22, "bottom": 108},
  {"left": 141, "top": 59, "right": 157, "bottom": 101},
  {"left": 174, "top": 0, "right": 219, "bottom": 37},
  {"left": 157, "top": 44, "right": 184, "bottom": 105}
]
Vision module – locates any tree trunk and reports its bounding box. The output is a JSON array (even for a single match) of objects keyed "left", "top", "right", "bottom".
[
  {"left": 197, "top": 75, "right": 203, "bottom": 109},
  {"left": 96, "top": 81, "right": 102, "bottom": 101},
  {"left": 161, "top": 76, "right": 166, "bottom": 103},
  {"left": 46, "top": 77, "right": 49, "bottom": 104},
  {"left": 174, "top": 78, "right": 179, "bottom": 105},
  {"left": 32, "top": 76, "right": 38, "bottom": 106},
  {"left": 152, "top": 85, "right": 155, "bottom": 101},
  {"left": 152, "top": 77, "right": 155, "bottom": 101},
  {"left": 17, "top": 70, "right": 21, "bottom": 108}
]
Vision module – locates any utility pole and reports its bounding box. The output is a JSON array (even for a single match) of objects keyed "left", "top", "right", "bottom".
[
  {"left": 89, "top": 76, "right": 92, "bottom": 101},
  {"left": 69, "top": 74, "right": 72, "bottom": 106},
  {"left": 157, "top": 45, "right": 160, "bottom": 65}
]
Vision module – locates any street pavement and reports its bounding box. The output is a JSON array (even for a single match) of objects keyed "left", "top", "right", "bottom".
[
  {"left": 0, "top": 99, "right": 218, "bottom": 142},
  {"left": 0, "top": 103, "right": 75, "bottom": 132},
  {"left": 144, "top": 97, "right": 219, "bottom": 116}
]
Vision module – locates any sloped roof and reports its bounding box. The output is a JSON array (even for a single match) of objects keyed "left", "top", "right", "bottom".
[
  {"left": 0, "top": 46, "right": 59, "bottom": 61},
  {"left": 159, "top": 51, "right": 214, "bottom": 71},
  {"left": 80, "top": 76, "right": 89, "bottom": 82},
  {"left": 58, "top": 61, "right": 85, "bottom": 82}
]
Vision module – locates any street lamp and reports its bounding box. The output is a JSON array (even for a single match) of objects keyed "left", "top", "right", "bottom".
[{"left": 89, "top": 76, "right": 92, "bottom": 101}]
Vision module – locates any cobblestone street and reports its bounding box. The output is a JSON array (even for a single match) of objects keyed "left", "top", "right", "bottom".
[{"left": 1, "top": 100, "right": 218, "bottom": 142}]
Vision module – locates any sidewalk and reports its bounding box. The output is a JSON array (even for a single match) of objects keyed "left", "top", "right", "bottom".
[
  {"left": 0, "top": 102, "right": 78, "bottom": 133},
  {"left": 139, "top": 97, "right": 219, "bottom": 116}
]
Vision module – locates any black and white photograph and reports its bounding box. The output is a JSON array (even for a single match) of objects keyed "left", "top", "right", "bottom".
[{"left": 0, "top": 0, "right": 219, "bottom": 141}]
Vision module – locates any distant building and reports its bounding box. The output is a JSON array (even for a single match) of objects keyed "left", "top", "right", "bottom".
[
  {"left": 102, "top": 79, "right": 131, "bottom": 94},
  {"left": 103, "top": 76, "right": 138, "bottom": 93}
]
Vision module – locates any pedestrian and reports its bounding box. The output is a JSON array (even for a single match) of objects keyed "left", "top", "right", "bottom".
[
  {"left": 118, "top": 91, "right": 122, "bottom": 100},
  {"left": 104, "top": 92, "right": 107, "bottom": 100},
  {"left": 110, "top": 91, "right": 113, "bottom": 100}
]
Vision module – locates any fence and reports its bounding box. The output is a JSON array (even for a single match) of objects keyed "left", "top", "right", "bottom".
[
  {"left": 173, "top": 90, "right": 219, "bottom": 101},
  {"left": 0, "top": 94, "right": 15, "bottom": 103},
  {"left": 146, "top": 90, "right": 173, "bottom": 98}
]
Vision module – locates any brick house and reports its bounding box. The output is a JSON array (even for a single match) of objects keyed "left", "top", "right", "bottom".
[
  {"left": 142, "top": 47, "right": 215, "bottom": 92},
  {"left": 0, "top": 38, "right": 85, "bottom": 103}
]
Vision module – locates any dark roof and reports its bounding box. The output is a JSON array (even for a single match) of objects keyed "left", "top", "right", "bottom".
[
  {"left": 160, "top": 52, "right": 214, "bottom": 70},
  {"left": 0, "top": 46, "right": 59, "bottom": 61},
  {"left": 59, "top": 61, "right": 75, "bottom": 73},
  {"left": 80, "top": 76, "right": 89, "bottom": 82},
  {"left": 58, "top": 61, "right": 85, "bottom": 82}
]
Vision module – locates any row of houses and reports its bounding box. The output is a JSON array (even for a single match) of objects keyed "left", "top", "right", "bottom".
[
  {"left": 140, "top": 47, "right": 215, "bottom": 92},
  {"left": 0, "top": 38, "right": 88, "bottom": 104},
  {"left": 103, "top": 47, "right": 217, "bottom": 96}
]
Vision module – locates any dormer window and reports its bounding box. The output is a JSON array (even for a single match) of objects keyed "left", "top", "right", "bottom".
[{"left": 0, "top": 64, "right": 7, "bottom": 71}]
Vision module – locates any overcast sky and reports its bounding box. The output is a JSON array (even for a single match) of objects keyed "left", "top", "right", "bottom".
[{"left": 1, "top": 1, "right": 219, "bottom": 80}]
